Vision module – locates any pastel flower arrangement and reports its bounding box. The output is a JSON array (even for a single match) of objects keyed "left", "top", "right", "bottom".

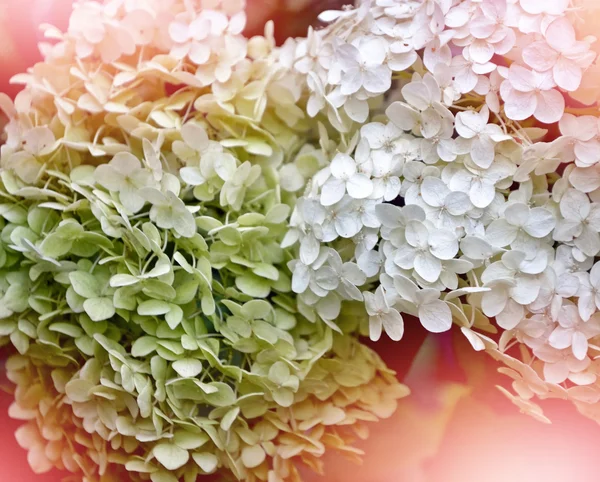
[{"left": 2, "top": 0, "right": 600, "bottom": 481}]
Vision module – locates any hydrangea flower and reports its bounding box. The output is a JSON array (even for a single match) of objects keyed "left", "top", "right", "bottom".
[
  {"left": 0, "top": 2, "right": 411, "bottom": 481},
  {"left": 281, "top": 0, "right": 600, "bottom": 430},
  {"left": 6, "top": 0, "right": 600, "bottom": 477}
]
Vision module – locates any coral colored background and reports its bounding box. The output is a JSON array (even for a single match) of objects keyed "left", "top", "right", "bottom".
[{"left": 2, "top": 2, "right": 600, "bottom": 482}]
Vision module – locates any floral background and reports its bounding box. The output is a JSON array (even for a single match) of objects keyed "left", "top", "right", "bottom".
[{"left": 2, "top": 1, "right": 600, "bottom": 481}]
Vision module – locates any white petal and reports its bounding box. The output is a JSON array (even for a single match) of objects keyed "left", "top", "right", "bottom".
[
  {"left": 508, "top": 64, "right": 536, "bottom": 92},
  {"left": 402, "top": 81, "right": 431, "bottom": 111},
  {"left": 470, "top": 137, "right": 495, "bottom": 169},
  {"left": 361, "top": 37, "right": 388, "bottom": 66},
  {"left": 445, "top": 191, "right": 471, "bottom": 215},
  {"left": 181, "top": 123, "right": 209, "bottom": 152},
  {"left": 386, "top": 102, "right": 419, "bottom": 131},
  {"left": 320, "top": 179, "right": 346, "bottom": 206},
  {"left": 414, "top": 252, "right": 442, "bottom": 283},
  {"left": 570, "top": 166, "right": 600, "bottom": 193},
  {"left": 346, "top": 174, "right": 373, "bottom": 199},
  {"left": 369, "top": 315, "right": 383, "bottom": 342},
  {"left": 506, "top": 203, "right": 531, "bottom": 226},
  {"left": 486, "top": 219, "right": 518, "bottom": 247},
  {"left": 522, "top": 41, "right": 558, "bottom": 72},
  {"left": 482, "top": 290, "right": 508, "bottom": 318},
  {"left": 523, "top": 207, "right": 555, "bottom": 238},
  {"left": 543, "top": 361, "right": 570, "bottom": 384},
  {"left": 534, "top": 89, "right": 565, "bottom": 124},
  {"left": 469, "top": 40, "right": 495, "bottom": 64},
  {"left": 418, "top": 299, "right": 452, "bottom": 333},
  {"left": 549, "top": 326, "right": 573, "bottom": 350},
  {"left": 420, "top": 109, "right": 442, "bottom": 139},
  {"left": 504, "top": 90, "right": 537, "bottom": 121},
  {"left": 545, "top": 17, "right": 576, "bottom": 52},
  {"left": 428, "top": 230, "right": 458, "bottom": 260},
  {"left": 120, "top": 190, "right": 145, "bottom": 213},
  {"left": 382, "top": 309, "right": 405, "bottom": 341},
  {"left": 575, "top": 225, "right": 600, "bottom": 257},
  {"left": 496, "top": 299, "right": 524, "bottom": 330},
  {"left": 393, "top": 274, "right": 419, "bottom": 303},
  {"left": 460, "top": 236, "right": 494, "bottom": 260},
  {"left": 180, "top": 167, "right": 206, "bottom": 186},
  {"left": 292, "top": 264, "right": 310, "bottom": 293},
  {"left": 421, "top": 177, "right": 449, "bottom": 207},
  {"left": 300, "top": 236, "right": 320, "bottom": 265},
  {"left": 335, "top": 211, "right": 362, "bottom": 238},
  {"left": 363, "top": 65, "right": 392, "bottom": 93},
  {"left": 553, "top": 57, "right": 582, "bottom": 92},
  {"left": 572, "top": 331, "right": 589, "bottom": 361},
  {"left": 560, "top": 189, "right": 590, "bottom": 221},
  {"left": 344, "top": 97, "right": 369, "bottom": 123},
  {"left": 455, "top": 108, "right": 487, "bottom": 138},
  {"left": 470, "top": 179, "right": 496, "bottom": 208},
  {"left": 461, "top": 327, "right": 486, "bottom": 351},
  {"left": 405, "top": 221, "right": 429, "bottom": 248},
  {"left": 341, "top": 69, "right": 363, "bottom": 96},
  {"left": 95, "top": 165, "right": 125, "bottom": 191},
  {"left": 574, "top": 140, "right": 600, "bottom": 167},
  {"left": 388, "top": 50, "right": 418, "bottom": 72},
  {"left": 358, "top": 250, "right": 382, "bottom": 277},
  {"left": 331, "top": 153, "right": 357, "bottom": 179}
]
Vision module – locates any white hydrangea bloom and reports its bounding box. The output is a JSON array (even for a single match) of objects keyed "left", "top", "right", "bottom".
[{"left": 280, "top": 0, "right": 600, "bottom": 423}]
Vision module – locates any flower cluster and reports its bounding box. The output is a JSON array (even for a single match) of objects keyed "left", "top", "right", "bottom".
[
  {"left": 284, "top": 0, "right": 600, "bottom": 424},
  {"left": 0, "top": 1, "right": 408, "bottom": 481},
  {"left": 6, "top": 0, "right": 600, "bottom": 478}
]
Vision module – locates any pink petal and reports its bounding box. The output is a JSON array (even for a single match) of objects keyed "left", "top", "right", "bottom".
[
  {"left": 534, "top": 89, "right": 565, "bottom": 124},
  {"left": 553, "top": 57, "right": 582, "bottom": 92},
  {"left": 522, "top": 41, "right": 558, "bottom": 72}
]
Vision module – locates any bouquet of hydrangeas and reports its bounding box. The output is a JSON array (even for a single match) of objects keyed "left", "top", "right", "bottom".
[{"left": 3, "top": 0, "right": 600, "bottom": 480}]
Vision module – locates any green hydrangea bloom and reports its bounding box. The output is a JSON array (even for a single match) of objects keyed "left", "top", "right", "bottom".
[{"left": 0, "top": 1, "right": 408, "bottom": 481}]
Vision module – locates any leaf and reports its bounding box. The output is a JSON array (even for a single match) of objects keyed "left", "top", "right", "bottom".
[
  {"left": 48, "top": 323, "right": 84, "bottom": 338},
  {"left": 252, "top": 320, "right": 279, "bottom": 345},
  {"left": 69, "top": 271, "right": 101, "bottom": 298},
  {"left": 220, "top": 406, "right": 240, "bottom": 431},
  {"left": 235, "top": 274, "right": 271, "bottom": 298},
  {"left": 252, "top": 263, "right": 280, "bottom": 281},
  {"left": 138, "top": 379, "right": 153, "bottom": 419},
  {"left": 132, "top": 336, "right": 159, "bottom": 357},
  {"left": 110, "top": 274, "right": 140, "bottom": 287},
  {"left": 241, "top": 445, "right": 266, "bottom": 468},
  {"left": 39, "top": 232, "right": 72, "bottom": 258},
  {"left": 83, "top": 297, "right": 116, "bottom": 322},
  {"left": 65, "top": 378, "right": 94, "bottom": 403},
  {"left": 192, "top": 452, "right": 218, "bottom": 473},
  {"left": 150, "top": 471, "right": 180, "bottom": 482},
  {"left": 272, "top": 387, "right": 294, "bottom": 407},
  {"left": 172, "top": 359, "right": 203, "bottom": 378},
  {"left": 265, "top": 204, "right": 290, "bottom": 224},
  {"left": 268, "top": 361, "right": 290, "bottom": 386},
  {"left": 241, "top": 300, "right": 272, "bottom": 320},
  {"left": 125, "top": 458, "right": 156, "bottom": 473},
  {"left": 0, "top": 204, "right": 27, "bottom": 223},
  {"left": 173, "top": 431, "right": 209, "bottom": 450},
  {"left": 0, "top": 320, "right": 16, "bottom": 336},
  {"left": 203, "top": 382, "right": 236, "bottom": 407},
  {"left": 113, "top": 287, "right": 138, "bottom": 311},
  {"left": 153, "top": 443, "right": 190, "bottom": 471},
  {"left": 138, "top": 300, "right": 172, "bottom": 316},
  {"left": 165, "top": 304, "right": 183, "bottom": 329},
  {"left": 10, "top": 330, "right": 29, "bottom": 355}
]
